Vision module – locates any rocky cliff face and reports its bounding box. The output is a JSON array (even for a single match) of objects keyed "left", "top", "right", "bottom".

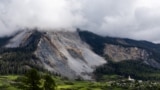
[
  {"left": 104, "top": 44, "right": 150, "bottom": 62},
  {"left": 4, "top": 30, "right": 106, "bottom": 80},
  {"left": 5, "top": 30, "right": 34, "bottom": 48},
  {"left": 78, "top": 31, "right": 160, "bottom": 69},
  {"left": 103, "top": 44, "right": 160, "bottom": 68},
  {"left": 3, "top": 30, "right": 160, "bottom": 79}
]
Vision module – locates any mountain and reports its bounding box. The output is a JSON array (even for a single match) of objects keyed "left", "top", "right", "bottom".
[
  {"left": 78, "top": 31, "right": 160, "bottom": 80},
  {"left": 0, "top": 29, "right": 106, "bottom": 80},
  {"left": 78, "top": 30, "right": 160, "bottom": 68},
  {"left": 1, "top": 29, "right": 160, "bottom": 80}
]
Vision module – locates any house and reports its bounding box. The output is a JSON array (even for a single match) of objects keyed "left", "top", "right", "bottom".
[{"left": 128, "top": 76, "right": 135, "bottom": 82}]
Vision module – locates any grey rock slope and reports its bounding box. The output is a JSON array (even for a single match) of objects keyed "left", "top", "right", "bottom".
[
  {"left": 104, "top": 44, "right": 150, "bottom": 62},
  {"left": 5, "top": 30, "right": 106, "bottom": 80},
  {"left": 78, "top": 31, "right": 160, "bottom": 69},
  {"left": 103, "top": 44, "right": 160, "bottom": 68},
  {"left": 3, "top": 29, "right": 160, "bottom": 79}
]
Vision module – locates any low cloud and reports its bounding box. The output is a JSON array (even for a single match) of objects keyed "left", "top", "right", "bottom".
[
  {"left": 0, "top": 0, "right": 86, "bottom": 36},
  {"left": 0, "top": 0, "right": 160, "bottom": 43}
]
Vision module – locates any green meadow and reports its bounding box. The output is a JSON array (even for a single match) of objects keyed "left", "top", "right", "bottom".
[
  {"left": 0, "top": 74, "right": 160, "bottom": 90},
  {"left": 0, "top": 75, "right": 122, "bottom": 90}
]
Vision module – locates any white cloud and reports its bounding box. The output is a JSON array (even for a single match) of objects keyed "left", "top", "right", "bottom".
[
  {"left": 1, "top": 0, "right": 160, "bottom": 43},
  {"left": 0, "top": 0, "right": 86, "bottom": 36}
]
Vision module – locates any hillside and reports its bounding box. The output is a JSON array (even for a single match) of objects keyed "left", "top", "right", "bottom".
[
  {"left": 0, "top": 29, "right": 106, "bottom": 80},
  {"left": 78, "top": 30, "right": 160, "bottom": 80},
  {"left": 0, "top": 29, "right": 160, "bottom": 80},
  {"left": 78, "top": 30, "right": 160, "bottom": 68}
]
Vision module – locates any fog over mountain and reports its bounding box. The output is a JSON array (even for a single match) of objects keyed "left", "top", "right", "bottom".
[{"left": 0, "top": 0, "right": 160, "bottom": 42}]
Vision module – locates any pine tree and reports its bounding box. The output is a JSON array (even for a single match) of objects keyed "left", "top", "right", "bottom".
[
  {"left": 25, "top": 69, "right": 41, "bottom": 90},
  {"left": 44, "top": 74, "right": 56, "bottom": 90},
  {"left": 15, "top": 69, "right": 41, "bottom": 90}
]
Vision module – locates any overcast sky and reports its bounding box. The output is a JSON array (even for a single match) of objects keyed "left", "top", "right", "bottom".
[{"left": 0, "top": 0, "right": 160, "bottom": 43}]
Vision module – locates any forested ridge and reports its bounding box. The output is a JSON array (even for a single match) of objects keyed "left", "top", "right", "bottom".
[
  {"left": 79, "top": 30, "right": 160, "bottom": 80},
  {"left": 94, "top": 60, "right": 160, "bottom": 81},
  {"left": 0, "top": 30, "right": 160, "bottom": 81},
  {"left": 0, "top": 30, "right": 44, "bottom": 74}
]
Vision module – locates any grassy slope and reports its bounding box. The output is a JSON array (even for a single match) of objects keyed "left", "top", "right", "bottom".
[
  {"left": 0, "top": 75, "right": 20, "bottom": 90},
  {"left": 0, "top": 75, "right": 125, "bottom": 90},
  {"left": 1, "top": 74, "right": 160, "bottom": 90}
]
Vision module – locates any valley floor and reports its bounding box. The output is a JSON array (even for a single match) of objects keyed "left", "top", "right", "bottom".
[{"left": 1, "top": 75, "right": 160, "bottom": 90}]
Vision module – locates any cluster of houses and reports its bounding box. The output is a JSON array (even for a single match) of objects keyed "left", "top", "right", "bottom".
[{"left": 128, "top": 76, "right": 142, "bottom": 83}]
